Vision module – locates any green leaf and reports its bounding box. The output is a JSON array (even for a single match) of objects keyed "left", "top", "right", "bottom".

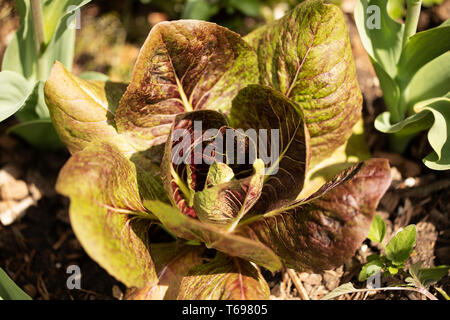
[
  {"left": 230, "top": 85, "right": 310, "bottom": 213},
  {"left": 0, "top": 268, "right": 32, "bottom": 300},
  {"left": 126, "top": 243, "right": 204, "bottom": 300},
  {"left": 397, "top": 22, "right": 450, "bottom": 89},
  {"left": 321, "top": 282, "right": 359, "bottom": 300},
  {"left": 372, "top": 61, "right": 401, "bottom": 114},
  {"left": 246, "top": 0, "right": 362, "bottom": 164},
  {"left": 435, "top": 287, "right": 450, "bottom": 300},
  {"left": 385, "top": 225, "right": 416, "bottom": 265},
  {"left": 56, "top": 141, "right": 158, "bottom": 288},
  {"left": 0, "top": 71, "right": 34, "bottom": 122},
  {"left": 409, "top": 261, "right": 450, "bottom": 288},
  {"left": 193, "top": 159, "right": 265, "bottom": 228},
  {"left": 354, "top": 0, "right": 404, "bottom": 78},
  {"left": 238, "top": 158, "right": 392, "bottom": 272},
  {"left": 388, "top": 266, "right": 399, "bottom": 275},
  {"left": 7, "top": 119, "right": 63, "bottom": 150},
  {"left": 204, "top": 162, "right": 235, "bottom": 187},
  {"left": 182, "top": 0, "right": 219, "bottom": 20},
  {"left": 419, "top": 98, "right": 450, "bottom": 170},
  {"left": 376, "top": 97, "right": 450, "bottom": 170},
  {"left": 2, "top": 0, "right": 38, "bottom": 80},
  {"left": 144, "top": 200, "right": 282, "bottom": 272},
  {"left": 40, "top": 0, "right": 92, "bottom": 78},
  {"left": 44, "top": 62, "right": 133, "bottom": 155},
  {"left": 375, "top": 110, "right": 433, "bottom": 137},
  {"left": 359, "top": 258, "right": 383, "bottom": 281},
  {"left": 115, "top": 20, "right": 258, "bottom": 150},
  {"left": 177, "top": 253, "right": 270, "bottom": 300},
  {"left": 368, "top": 214, "right": 387, "bottom": 244},
  {"left": 79, "top": 71, "right": 109, "bottom": 81},
  {"left": 403, "top": 52, "right": 450, "bottom": 111},
  {"left": 2, "top": 0, "right": 91, "bottom": 80},
  {"left": 387, "top": 0, "right": 404, "bottom": 19},
  {"left": 229, "top": 0, "right": 261, "bottom": 17}
]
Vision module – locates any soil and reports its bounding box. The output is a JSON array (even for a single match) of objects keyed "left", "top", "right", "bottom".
[{"left": 0, "top": 0, "right": 449, "bottom": 300}]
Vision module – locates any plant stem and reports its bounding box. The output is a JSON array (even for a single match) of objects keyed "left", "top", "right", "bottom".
[
  {"left": 30, "top": 0, "right": 45, "bottom": 52},
  {"left": 30, "top": 0, "right": 47, "bottom": 79},
  {"left": 389, "top": 132, "right": 414, "bottom": 154},
  {"left": 402, "top": 0, "right": 422, "bottom": 48}
]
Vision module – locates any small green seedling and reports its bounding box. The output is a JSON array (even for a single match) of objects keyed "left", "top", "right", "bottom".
[
  {"left": 323, "top": 214, "right": 450, "bottom": 300},
  {"left": 0, "top": 268, "right": 32, "bottom": 300},
  {"left": 355, "top": 0, "right": 450, "bottom": 170}
]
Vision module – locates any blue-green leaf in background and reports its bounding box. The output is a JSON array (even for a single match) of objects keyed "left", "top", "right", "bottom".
[
  {"left": 2, "top": 0, "right": 38, "bottom": 81},
  {"left": 7, "top": 119, "right": 63, "bottom": 149},
  {"left": 376, "top": 97, "right": 450, "bottom": 170},
  {"left": 0, "top": 71, "right": 34, "bottom": 122},
  {"left": 396, "top": 20, "right": 450, "bottom": 87},
  {"left": 402, "top": 52, "right": 450, "bottom": 111},
  {"left": 354, "top": 0, "right": 404, "bottom": 78}
]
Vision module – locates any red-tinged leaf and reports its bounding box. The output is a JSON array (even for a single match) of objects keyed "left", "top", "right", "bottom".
[
  {"left": 56, "top": 141, "right": 157, "bottom": 287},
  {"left": 44, "top": 62, "right": 133, "bottom": 155},
  {"left": 193, "top": 159, "right": 265, "bottom": 228},
  {"left": 239, "top": 158, "right": 391, "bottom": 272},
  {"left": 144, "top": 200, "right": 282, "bottom": 272},
  {"left": 115, "top": 20, "right": 258, "bottom": 150},
  {"left": 126, "top": 243, "right": 204, "bottom": 300},
  {"left": 245, "top": 0, "right": 362, "bottom": 165},
  {"left": 161, "top": 110, "right": 229, "bottom": 217},
  {"left": 229, "top": 85, "right": 310, "bottom": 213},
  {"left": 177, "top": 253, "right": 270, "bottom": 300}
]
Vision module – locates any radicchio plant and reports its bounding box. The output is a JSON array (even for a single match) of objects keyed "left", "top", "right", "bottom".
[{"left": 44, "top": 0, "right": 391, "bottom": 300}]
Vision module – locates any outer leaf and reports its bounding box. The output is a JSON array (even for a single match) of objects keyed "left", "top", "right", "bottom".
[
  {"left": 230, "top": 85, "right": 310, "bottom": 213},
  {"left": 144, "top": 200, "right": 282, "bottom": 272},
  {"left": 56, "top": 141, "right": 157, "bottom": 288},
  {"left": 385, "top": 225, "right": 416, "bottom": 266},
  {"left": 298, "top": 119, "right": 371, "bottom": 199},
  {"left": 239, "top": 158, "right": 392, "bottom": 272},
  {"left": 115, "top": 20, "right": 258, "bottom": 150},
  {"left": 367, "top": 214, "right": 386, "bottom": 244},
  {"left": 0, "top": 268, "right": 32, "bottom": 300},
  {"left": 246, "top": 0, "right": 362, "bottom": 164},
  {"left": 126, "top": 243, "right": 204, "bottom": 300},
  {"left": 0, "top": 71, "right": 34, "bottom": 122},
  {"left": 44, "top": 62, "right": 133, "bottom": 155},
  {"left": 177, "top": 253, "right": 270, "bottom": 300}
]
